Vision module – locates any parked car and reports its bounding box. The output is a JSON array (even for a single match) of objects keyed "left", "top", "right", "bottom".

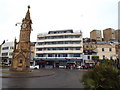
[
  {"left": 59, "top": 65, "right": 66, "bottom": 69},
  {"left": 76, "top": 65, "right": 82, "bottom": 69},
  {"left": 66, "top": 63, "right": 75, "bottom": 69},
  {"left": 30, "top": 65, "right": 39, "bottom": 69}
]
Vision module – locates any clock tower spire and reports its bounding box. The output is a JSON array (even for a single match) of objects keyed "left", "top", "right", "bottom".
[{"left": 10, "top": 6, "right": 32, "bottom": 72}]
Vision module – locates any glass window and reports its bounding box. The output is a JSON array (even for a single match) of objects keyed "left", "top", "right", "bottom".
[
  {"left": 103, "top": 55, "right": 105, "bottom": 59},
  {"left": 37, "top": 54, "right": 43, "bottom": 57},
  {"left": 2, "top": 47, "right": 9, "bottom": 50},
  {"left": 102, "top": 48, "right": 104, "bottom": 51},
  {"left": 9, "top": 52, "right": 13, "bottom": 56},
  {"left": 75, "top": 35, "right": 80, "bottom": 38},
  {"left": 109, "top": 48, "right": 112, "bottom": 51},
  {"left": 88, "top": 56, "right": 90, "bottom": 59},
  {"left": 63, "top": 54, "right": 67, "bottom": 57},
  {"left": 37, "top": 48, "right": 42, "bottom": 51},
  {"left": 48, "top": 54, "right": 52, "bottom": 57},
  {"left": 76, "top": 48, "right": 80, "bottom": 50},
  {"left": 65, "top": 42, "right": 68, "bottom": 44},
  {"left": 73, "top": 54, "right": 80, "bottom": 57},
  {"left": 65, "top": 48, "right": 68, "bottom": 50},
  {"left": 10, "top": 47, "right": 14, "bottom": 49},
  {"left": 2, "top": 52, "right": 8, "bottom": 56}
]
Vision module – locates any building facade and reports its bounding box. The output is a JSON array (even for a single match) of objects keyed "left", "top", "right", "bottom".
[
  {"left": 34, "top": 30, "right": 83, "bottom": 68},
  {"left": 103, "top": 28, "right": 115, "bottom": 41},
  {"left": 115, "top": 29, "right": 120, "bottom": 42},
  {"left": 90, "top": 30, "right": 102, "bottom": 41},
  {"left": 83, "top": 38, "right": 98, "bottom": 63},
  {"left": 94, "top": 44, "right": 117, "bottom": 60},
  {"left": 0, "top": 42, "right": 14, "bottom": 66}
]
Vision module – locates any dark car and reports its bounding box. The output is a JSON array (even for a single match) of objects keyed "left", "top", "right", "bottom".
[{"left": 66, "top": 63, "right": 75, "bottom": 69}]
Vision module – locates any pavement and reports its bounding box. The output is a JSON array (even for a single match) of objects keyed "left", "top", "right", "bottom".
[
  {"left": 0, "top": 68, "right": 55, "bottom": 78},
  {"left": 2, "top": 69, "right": 85, "bottom": 88},
  {"left": 0, "top": 67, "right": 90, "bottom": 78}
]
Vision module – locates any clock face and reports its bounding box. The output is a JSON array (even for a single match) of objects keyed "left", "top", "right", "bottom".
[{"left": 22, "top": 24, "right": 27, "bottom": 28}]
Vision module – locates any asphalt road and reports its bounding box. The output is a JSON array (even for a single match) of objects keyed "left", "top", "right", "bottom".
[{"left": 2, "top": 69, "right": 85, "bottom": 88}]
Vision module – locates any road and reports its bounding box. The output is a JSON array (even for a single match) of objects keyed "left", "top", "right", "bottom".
[{"left": 2, "top": 69, "right": 85, "bottom": 88}]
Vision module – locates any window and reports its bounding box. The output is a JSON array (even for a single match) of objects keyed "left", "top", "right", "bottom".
[
  {"left": 55, "top": 54, "right": 57, "bottom": 57},
  {"left": 10, "top": 47, "right": 13, "bottom": 49},
  {"left": 48, "top": 54, "right": 52, "bottom": 57},
  {"left": 37, "top": 48, "right": 42, "bottom": 51},
  {"left": 2, "top": 47, "right": 9, "bottom": 50},
  {"left": 74, "top": 42, "right": 80, "bottom": 44},
  {"left": 86, "top": 46, "right": 89, "bottom": 48},
  {"left": 47, "top": 48, "right": 51, "bottom": 50},
  {"left": 102, "top": 48, "right": 104, "bottom": 51},
  {"left": 110, "top": 56, "right": 113, "bottom": 60},
  {"left": 65, "top": 42, "right": 68, "bottom": 44},
  {"left": 36, "top": 54, "right": 43, "bottom": 57},
  {"left": 103, "top": 55, "right": 105, "bottom": 59},
  {"left": 63, "top": 54, "right": 67, "bottom": 57},
  {"left": 76, "top": 48, "right": 80, "bottom": 50},
  {"left": 73, "top": 54, "right": 80, "bottom": 57},
  {"left": 75, "top": 35, "right": 80, "bottom": 38},
  {"left": 65, "top": 48, "right": 68, "bottom": 50},
  {"left": 9, "top": 52, "right": 13, "bottom": 56},
  {"left": 87, "top": 56, "right": 90, "bottom": 59},
  {"left": 2, "top": 53, "right": 8, "bottom": 56},
  {"left": 109, "top": 48, "right": 112, "bottom": 51},
  {"left": 37, "top": 42, "right": 43, "bottom": 45}
]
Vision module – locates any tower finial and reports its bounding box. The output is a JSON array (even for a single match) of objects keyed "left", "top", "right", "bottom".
[{"left": 28, "top": 5, "right": 30, "bottom": 9}]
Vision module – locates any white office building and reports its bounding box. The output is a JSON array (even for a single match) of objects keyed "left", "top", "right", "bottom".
[
  {"left": 34, "top": 29, "right": 83, "bottom": 68},
  {"left": 0, "top": 42, "right": 14, "bottom": 65}
]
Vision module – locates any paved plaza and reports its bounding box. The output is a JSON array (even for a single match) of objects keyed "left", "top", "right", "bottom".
[{"left": 1, "top": 68, "right": 85, "bottom": 88}]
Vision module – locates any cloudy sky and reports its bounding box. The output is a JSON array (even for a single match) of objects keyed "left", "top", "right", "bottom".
[{"left": 0, "top": 0, "right": 119, "bottom": 44}]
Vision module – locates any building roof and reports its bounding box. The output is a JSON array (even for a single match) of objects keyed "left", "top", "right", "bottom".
[{"left": 48, "top": 29, "right": 73, "bottom": 34}]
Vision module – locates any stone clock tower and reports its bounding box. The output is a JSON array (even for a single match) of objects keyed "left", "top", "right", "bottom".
[{"left": 10, "top": 6, "right": 32, "bottom": 72}]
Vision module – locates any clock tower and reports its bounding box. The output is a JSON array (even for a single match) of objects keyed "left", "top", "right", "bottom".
[{"left": 10, "top": 6, "right": 32, "bottom": 72}]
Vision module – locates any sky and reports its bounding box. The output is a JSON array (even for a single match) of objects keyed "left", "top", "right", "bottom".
[{"left": 0, "top": 0, "right": 119, "bottom": 44}]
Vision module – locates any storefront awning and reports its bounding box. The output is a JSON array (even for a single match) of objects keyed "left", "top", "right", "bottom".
[{"left": 33, "top": 58, "right": 83, "bottom": 61}]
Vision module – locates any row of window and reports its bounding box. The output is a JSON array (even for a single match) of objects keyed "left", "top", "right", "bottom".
[
  {"left": 37, "top": 41, "right": 81, "bottom": 45},
  {"left": 2, "top": 46, "right": 14, "bottom": 50},
  {"left": 102, "top": 48, "right": 112, "bottom": 52},
  {"left": 37, "top": 35, "right": 81, "bottom": 40},
  {"left": 36, "top": 47, "right": 81, "bottom": 51},
  {"left": 103, "top": 55, "right": 113, "bottom": 60},
  {"left": 2, "top": 52, "right": 13, "bottom": 56},
  {"left": 36, "top": 53, "right": 81, "bottom": 57}
]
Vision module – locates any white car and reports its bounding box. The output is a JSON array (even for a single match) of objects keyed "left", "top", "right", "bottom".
[
  {"left": 30, "top": 65, "right": 39, "bottom": 69},
  {"left": 59, "top": 65, "right": 66, "bottom": 69},
  {"left": 76, "top": 65, "right": 82, "bottom": 69}
]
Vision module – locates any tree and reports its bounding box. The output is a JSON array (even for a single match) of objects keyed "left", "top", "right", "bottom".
[{"left": 80, "top": 61, "right": 120, "bottom": 89}]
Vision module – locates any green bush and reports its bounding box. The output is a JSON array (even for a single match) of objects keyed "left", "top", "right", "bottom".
[{"left": 80, "top": 63, "right": 120, "bottom": 89}]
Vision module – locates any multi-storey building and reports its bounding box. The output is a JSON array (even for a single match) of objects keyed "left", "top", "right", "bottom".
[
  {"left": 103, "top": 28, "right": 115, "bottom": 41},
  {"left": 0, "top": 41, "right": 36, "bottom": 66},
  {"left": 34, "top": 30, "right": 83, "bottom": 68},
  {"left": 83, "top": 38, "right": 98, "bottom": 63},
  {"left": 94, "top": 44, "right": 117, "bottom": 60},
  {"left": 0, "top": 42, "right": 14, "bottom": 65},
  {"left": 90, "top": 30, "right": 102, "bottom": 41}
]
